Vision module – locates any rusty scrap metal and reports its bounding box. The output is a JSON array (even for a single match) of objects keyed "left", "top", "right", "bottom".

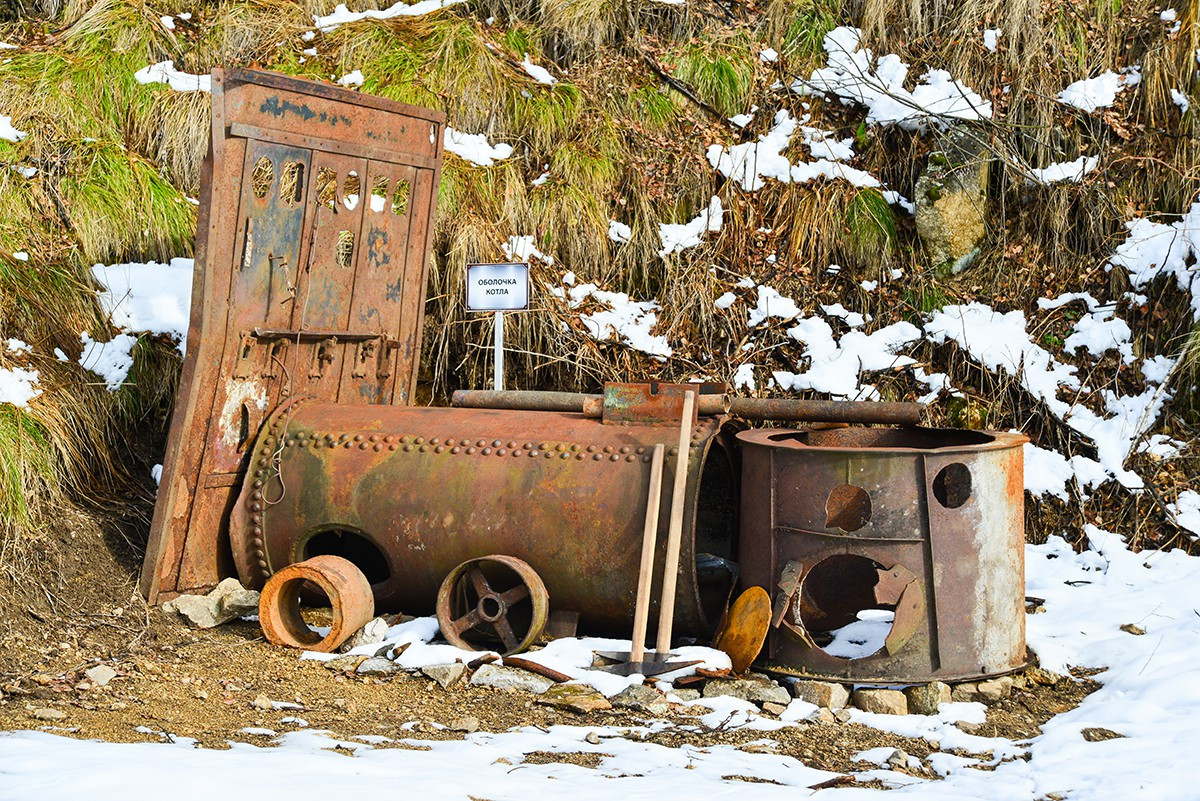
[
  {"left": 142, "top": 68, "right": 445, "bottom": 604},
  {"left": 258, "top": 555, "right": 375, "bottom": 652},
  {"left": 436, "top": 555, "right": 549, "bottom": 656},
  {"left": 713, "top": 586, "right": 771, "bottom": 676},
  {"left": 737, "top": 426, "right": 1028, "bottom": 684},
  {"left": 451, "top": 387, "right": 924, "bottom": 426},
  {"left": 227, "top": 398, "right": 742, "bottom": 638}
]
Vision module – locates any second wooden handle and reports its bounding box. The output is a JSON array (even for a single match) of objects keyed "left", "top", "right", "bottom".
[{"left": 655, "top": 390, "right": 695, "bottom": 654}]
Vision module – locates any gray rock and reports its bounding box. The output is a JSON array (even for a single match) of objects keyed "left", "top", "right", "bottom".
[
  {"left": 976, "top": 676, "right": 1013, "bottom": 703},
  {"left": 851, "top": 688, "right": 908, "bottom": 715},
  {"left": 670, "top": 689, "right": 701, "bottom": 702},
  {"left": 703, "top": 678, "right": 791, "bottom": 706},
  {"left": 422, "top": 663, "right": 467, "bottom": 689},
  {"left": 468, "top": 664, "right": 553, "bottom": 694},
  {"left": 356, "top": 657, "right": 401, "bottom": 676},
  {"left": 32, "top": 707, "right": 66, "bottom": 721},
  {"left": 84, "top": 665, "right": 117, "bottom": 688},
  {"left": 250, "top": 694, "right": 275, "bottom": 711},
  {"left": 338, "top": 617, "right": 390, "bottom": 653},
  {"left": 536, "top": 684, "right": 612, "bottom": 713},
  {"left": 790, "top": 680, "right": 850, "bottom": 710},
  {"left": 886, "top": 748, "right": 910, "bottom": 770},
  {"left": 1026, "top": 666, "right": 1062, "bottom": 686},
  {"left": 814, "top": 708, "right": 837, "bottom": 725},
  {"left": 914, "top": 130, "right": 989, "bottom": 271},
  {"left": 904, "top": 682, "right": 951, "bottom": 715},
  {"left": 611, "top": 683, "right": 670, "bottom": 716},
  {"left": 325, "top": 654, "right": 367, "bottom": 672},
  {"left": 162, "top": 579, "right": 260, "bottom": 629}
]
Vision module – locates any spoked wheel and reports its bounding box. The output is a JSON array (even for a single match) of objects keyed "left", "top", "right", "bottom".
[{"left": 435, "top": 554, "right": 549, "bottom": 656}]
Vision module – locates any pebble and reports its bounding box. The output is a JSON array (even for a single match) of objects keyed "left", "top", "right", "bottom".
[
  {"left": 976, "top": 676, "right": 1014, "bottom": 703},
  {"left": 468, "top": 664, "right": 553, "bottom": 694},
  {"left": 761, "top": 701, "right": 788, "bottom": 716},
  {"left": 337, "top": 618, "right": 390, "bottom": 653},
  {"left": 584, "top": 732, "right": 601, "bottom": 745},
  {"left": 703, "top": 677, "right": 791, "bottom": 706},
  {"left": 250, "top": 694, "right": 275, "bottom": 711},
  {"left": 1120, "top": 623, "right": 1146, "bottom": 636},
  {"left": 162, "top": 578, "right": 260, "bottom": 629},
  {"left": 32, "top": 708, "right": 66, "bottom": 721},
  {"left": 84, "top": 666, "right": 117, "bottom": 688},
  {"left": 356, "top": 657, "right": 402, "bottom": 676},
  {"left": 670, "top": 689, "right": 701, "bottom": 702},
  {"left": 446, "top": 716, "right": 480, "bottom": 733},
  {"left": 536, "top": 684, "right": 612, "bottom": 714},
  {"left": 1026, "top": 666, "right": 1062, "bottom": 686},
  {"left": 421, "top": 663, "right": 467, "bottom": 689},
  {"left": 611, "top": 683, "right": 670, "bottom": 716}
]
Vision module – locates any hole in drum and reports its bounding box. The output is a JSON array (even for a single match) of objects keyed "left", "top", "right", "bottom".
[
  {"left": 825, "top": 484, "right": 871, "bottom": 532},
  {"left": 695, "top": 441, "right": 738, "bottom": 627},
  {"left": 798, "top": 554, "right": 895, "bottom": 660},
  {"left": 933, "top": 462, "right": 972, "bottom": 508},
  {"left": 302, "top": 529, "right": 390, "bottom": 585},
  {"left": 479, "top": 596, "right": 501, "bottom": 620}
]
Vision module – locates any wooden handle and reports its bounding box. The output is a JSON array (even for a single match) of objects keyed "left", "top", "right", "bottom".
[
  {"left": 655, "top": 390, "right": 695, "bottom": 654},
  {"left": 630, "top": 444, "right": 665, "bottom": 663}
]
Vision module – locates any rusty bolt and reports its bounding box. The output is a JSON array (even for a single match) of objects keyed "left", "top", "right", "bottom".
[{"left": 259, "top": 555, "right": 374, "bottom": 653}]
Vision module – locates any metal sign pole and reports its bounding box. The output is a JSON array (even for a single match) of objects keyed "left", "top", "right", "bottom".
[{"left": 493, "top": 310, "right": 505, "bottom": 391}]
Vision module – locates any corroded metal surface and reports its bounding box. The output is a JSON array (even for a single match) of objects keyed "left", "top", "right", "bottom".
[
  {"left": 737, "top": 426, "right": 1028, "bottom": 684},
  {"left": 258, "top": 554, "right": 375, "bottom": 652},
  {"left": 452, "top": 388, "right": 924, "bottom": 425},
  {"left": 142, "top": 69, "right": 444, "bottom": 603},
  {"left": 435, "top": 555, "right": 549, "bottom": 655},
  {"left": 713, "top": 586, "right": 771, "bottom": 676},
  {"left": 229, "top": 402, "right": 743, "bottom": 638}
]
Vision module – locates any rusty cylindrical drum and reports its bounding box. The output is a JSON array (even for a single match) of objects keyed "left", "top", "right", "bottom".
[
  {"left": 230, "top": 398, "right": 741, "bottom": 637},
  {"left": 737, "top": 427, "right": 1028, "bottom": 684},
  {"left": 259, "top": 555, "right": 375, "bottom": 652}
]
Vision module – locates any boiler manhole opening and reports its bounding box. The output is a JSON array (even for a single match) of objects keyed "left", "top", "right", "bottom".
[{"left": 798, "top": 554, "right": 896, "bottom": 660}]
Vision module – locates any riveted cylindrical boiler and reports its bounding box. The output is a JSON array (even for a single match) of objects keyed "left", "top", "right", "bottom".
[
  {"left": 737, "top": 426, "right": 1028, "bottom": 684},
  {"left": 229, "top": 397, "right": 742, "bottom": 637}
]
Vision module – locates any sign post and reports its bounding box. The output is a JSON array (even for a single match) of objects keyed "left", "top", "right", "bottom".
[{"left": 465, "top": 262, "right": 531, "bottom": 391}]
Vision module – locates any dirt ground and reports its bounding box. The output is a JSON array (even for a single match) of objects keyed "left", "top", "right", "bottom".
[{"left": 0, "top": 510, "right": 1098, "bottom": 786}]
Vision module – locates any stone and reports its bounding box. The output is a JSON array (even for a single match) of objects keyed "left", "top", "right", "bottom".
[
  {"left": 611, "top": 684, "right": 670, "bottom": 716},
  {"left": 162, "top": 579, "right": 260, "bottom": 629},
  {"left": 251, "top": 694, "right": 274, "bottom": 711},
  {"left": 834, "top": 708, "right": 853, "bottom": 723},
  {"left": 325, "top": 654, "right": 367, "bottom": 673},
  {"left": 536, "top": 684, "right": 612, "bottom": 714},
  {"left": 584, "top": 732, "right": 601, "bottom": 745},
  {"left": 1082, "top": 727, "right": 1125, "bottom": 742},
  {"left": 338, "top": 618, "right": 390, "bottom": 653},
  {"left": 914, "top": 130, "right": 989, "bottom": 272},
  {"left": 31, "top": 707, "right": 66, "bottom": 721},
  {"left": 904, "top": 682, "right": 951, "bottom": 716},
  {"left": 851, "top": 688, "right": 908, "bottom": 715},
  {"left": 356, "top": 657, "right": 401, "bottom": 676},
  {"left": 976, "top": 676, "right": 1013, "bottom": 704},
  {"left": 950, "top": 682, "right": 981, "bottom": 703},
  {"left": 84, "top": 666, "right": 117, "bottom": 688},
  {"left": 670, "top": 689, "right": 701, "bottom": 702},
  {"left": 1119, "top": 623, "right": 1146, "bottom": 636},
  {"left": 703, "top": 678, "right": 791, "bottom": 706},
  {"left": 422, "top": 663, "right": 467, "bottom": 689},
  {"left": 469, "top": 664, "right": 553, "bottom": 694},
  {"left": 447, "top": 716, "right": 480, "bottom": 733},
  {"left": 790, "top": 680, "right": 850, "bottom": 710},
  {"left": 886, "top": 748, "right": 911, "bottom": 770},
  {"left": 761, "top": 702, "right": 788, "bottom": 717}
]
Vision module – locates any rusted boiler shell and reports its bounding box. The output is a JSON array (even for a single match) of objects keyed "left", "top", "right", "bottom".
[
  {"left": 737, "top": 427, "right": 1028, "bottom": 684},
  {"left": 230, "top": 399, "right": 742, "bottom": 637}
]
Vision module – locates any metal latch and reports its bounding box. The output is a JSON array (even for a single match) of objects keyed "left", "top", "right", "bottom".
[{"left": 309, "top": 337, "right": 338, "bottom": 379}]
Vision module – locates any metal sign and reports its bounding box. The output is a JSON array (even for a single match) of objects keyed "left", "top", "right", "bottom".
[{"left": 465, "top": 262, "right": 530, "bottom": 312}]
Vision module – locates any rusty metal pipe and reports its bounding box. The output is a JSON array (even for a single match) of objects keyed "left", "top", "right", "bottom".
[
  {"left": 451, "top": 389, "right": 923, "bottom": 426},
  {"left": 259, "top": 555, "right": 375, "bottom": 652}
]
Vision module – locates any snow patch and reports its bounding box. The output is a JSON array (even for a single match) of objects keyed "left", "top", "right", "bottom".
[
  {"left": 444, "top": 127, "right": 513, "bottom": 167},
  {"left": 135, "top": 61, "right": 211, "bottom": 92}
]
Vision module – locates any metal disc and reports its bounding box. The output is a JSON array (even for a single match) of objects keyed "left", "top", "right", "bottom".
[{"left": 713, "top": 586, "right": 771, "bottom": 675}]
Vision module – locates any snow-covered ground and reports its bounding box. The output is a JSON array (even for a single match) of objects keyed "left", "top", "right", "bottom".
[{"left": 3, "top": 528, "right": 1199, "bottom": 799}]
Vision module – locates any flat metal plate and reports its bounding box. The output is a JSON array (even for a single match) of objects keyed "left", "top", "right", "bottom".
[{"left": 141, "top": 68, "right": 445, "bottom": 603}]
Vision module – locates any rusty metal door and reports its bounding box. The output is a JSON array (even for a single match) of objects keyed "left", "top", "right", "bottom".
[{"left": 142, "top": 68, "right": 445, "bottom": 603}]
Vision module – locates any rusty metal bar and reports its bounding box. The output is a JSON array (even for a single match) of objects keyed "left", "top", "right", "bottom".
[{"left": 451, "top": 389, "right": 924, "bottom": 426}]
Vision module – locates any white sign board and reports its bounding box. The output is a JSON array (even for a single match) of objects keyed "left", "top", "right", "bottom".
[{"left": 465, "top": 262, "right": 530, "bottom": 312}]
